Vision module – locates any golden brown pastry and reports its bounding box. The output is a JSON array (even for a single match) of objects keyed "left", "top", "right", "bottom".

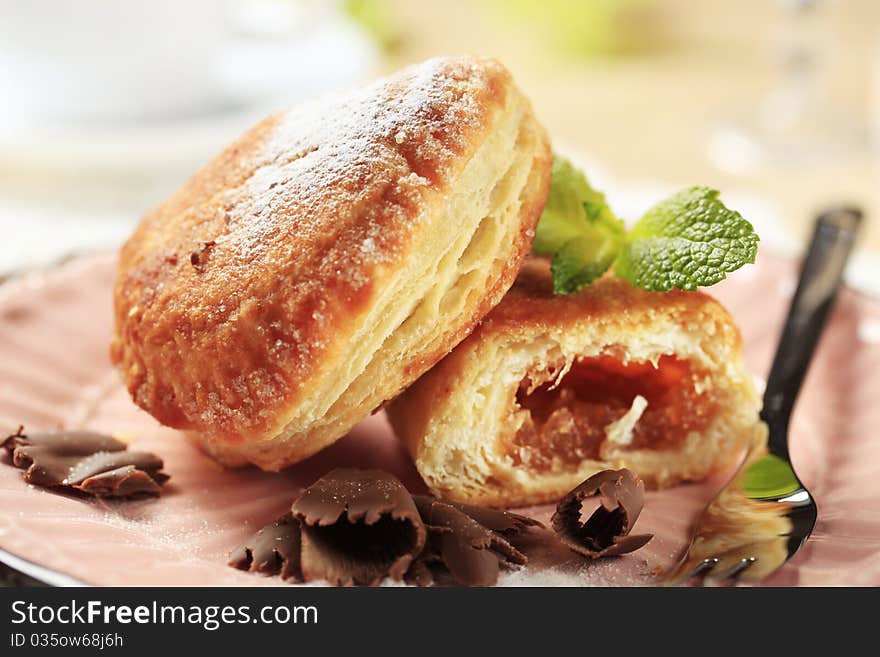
[
  {"left": 111, "top": 56, "right": 552, "bottom": 470},
  {"left": 387, "top": 259, "right": 764, "bottom": 507}
]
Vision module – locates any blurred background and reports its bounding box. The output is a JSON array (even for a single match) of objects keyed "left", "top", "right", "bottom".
[{"left": 2, "top": 0, "right": 879, "bottom": 290}]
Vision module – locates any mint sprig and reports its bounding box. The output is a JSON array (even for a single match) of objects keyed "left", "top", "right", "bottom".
[{"left": 535, "top": 156, "right": 759, "bottom": 294}]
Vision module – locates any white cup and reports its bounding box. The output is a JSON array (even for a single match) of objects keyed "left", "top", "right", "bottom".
[{"left": 0, "top": 0, "right": 229, "bottom": 124}]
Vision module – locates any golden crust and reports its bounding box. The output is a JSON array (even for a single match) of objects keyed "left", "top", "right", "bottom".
[
  {"left": 387, "top": 259, "right": 763, "bottom": 507},
  {"left": 111, "top": 56, "right": 551, "bottom": 469}
]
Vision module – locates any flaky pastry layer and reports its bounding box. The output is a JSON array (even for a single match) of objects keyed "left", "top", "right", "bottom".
[
  {"left": 387, "top": 260, "right": 764, "bottom": 507},
  {"left": 111, "top": 56, "right": 552, "bottom": 469}
]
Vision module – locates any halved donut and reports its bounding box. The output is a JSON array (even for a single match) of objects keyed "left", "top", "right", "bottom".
[{"left": 387, "top": 259, "right": 764, "bottom": 507}]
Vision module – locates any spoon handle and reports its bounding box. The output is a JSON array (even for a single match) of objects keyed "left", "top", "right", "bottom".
[{"left": 760, "top": 206, "right": 862, "bottom": 457}]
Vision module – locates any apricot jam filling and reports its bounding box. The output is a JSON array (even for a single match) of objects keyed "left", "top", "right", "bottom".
[{"left": 508, "top": 354, "right": 718, "bottom": 470}]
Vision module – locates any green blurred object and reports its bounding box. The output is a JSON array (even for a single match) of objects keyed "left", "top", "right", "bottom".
[
  {"left": 741, "top": 454, "right": 802, "bottom": 500},
  {"left": 500, "top": 0, "right": 662, "bottom": 57},
  {"left": 342, "top": 0, "right": 400, "bottom": 50}
]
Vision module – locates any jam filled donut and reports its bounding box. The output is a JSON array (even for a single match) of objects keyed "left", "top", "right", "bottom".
[
  {"left": 111, "top": 56, "right": 552, "bottom": 470},
  {"left": 387, "top": 259, "right": 764, "bottom": 507}
]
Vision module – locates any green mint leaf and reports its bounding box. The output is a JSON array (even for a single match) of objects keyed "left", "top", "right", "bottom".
[
  {"left": 614, "top": 187, "right": 759, "bottom": 292},
  {"left": 741, "top": 454, "right": 801, "bottom": 500},
  {"left": 551, "top": 228, "right": 619, "bottom": 294},
  {"left": 533, "top": 155, "right": 625, "bottom": 293},
  {"left": 533, "top": 155, "right": 625, "bottom": 256}
]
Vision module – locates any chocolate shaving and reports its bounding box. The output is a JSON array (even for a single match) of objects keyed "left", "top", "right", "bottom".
[
  {"left": 190, "top": 240, "right": 216, "bottom": 270},
  {"left": 403, "top": 553, "right": 437, "bottom": 587},
  {"left": 551, "top": 469, "right": 653, "bottom": 559},
  {"left": 441, "top": 499, "right": 543, "bottom": 535},
  {"left": 413, "top": 495, "right": 533, "bottom": 586},
  {"left": 2, "top": 427, "right": 168, "bottom": 497},
  {"left": 228, "top": 469, "right": 544, "bottom": 586},
  {"left": 291, "top": 468, "right": 426, "bottom": 586},
  {"left": 228, "top": 513, "right": 303, "bottom": 582}
]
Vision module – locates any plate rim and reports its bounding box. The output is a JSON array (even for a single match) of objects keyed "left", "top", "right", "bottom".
[
  {"left": 1, "top": 249, "right": 878, "bottom": 587},
  {"left": 0, "top": 545, "right": 88, "bottom": 587}
]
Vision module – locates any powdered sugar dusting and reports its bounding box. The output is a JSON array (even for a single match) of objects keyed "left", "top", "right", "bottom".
[{"left": 113, "top": 57, "right": 507, "bottom": 441}]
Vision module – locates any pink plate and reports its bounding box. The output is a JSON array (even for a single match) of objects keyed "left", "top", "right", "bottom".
[{"left": 0, "top": 251, "right": 878, "bottom": 586}]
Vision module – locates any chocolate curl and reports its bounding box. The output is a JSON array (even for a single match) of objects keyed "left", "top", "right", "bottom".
[
  {"left": 413, "top": 495, "right": 535, "bottom": 586},
  {"left": 551, "top": 469, "right": 653, "bottom": 559},
  {"left": 291, "top": 468, "right": 427, "bottom": 586},
  {"left": 403, "top": 550, "right": 438, "bottom": 587},
  {"left": 442, "top": 499, "right": 543, "bottom": 535},
  {"left": 2, "top": 428, "right": 168, "bottom": 497},
  {"left": 228, "top": 513, "right": 303, "bottom": 582}
]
